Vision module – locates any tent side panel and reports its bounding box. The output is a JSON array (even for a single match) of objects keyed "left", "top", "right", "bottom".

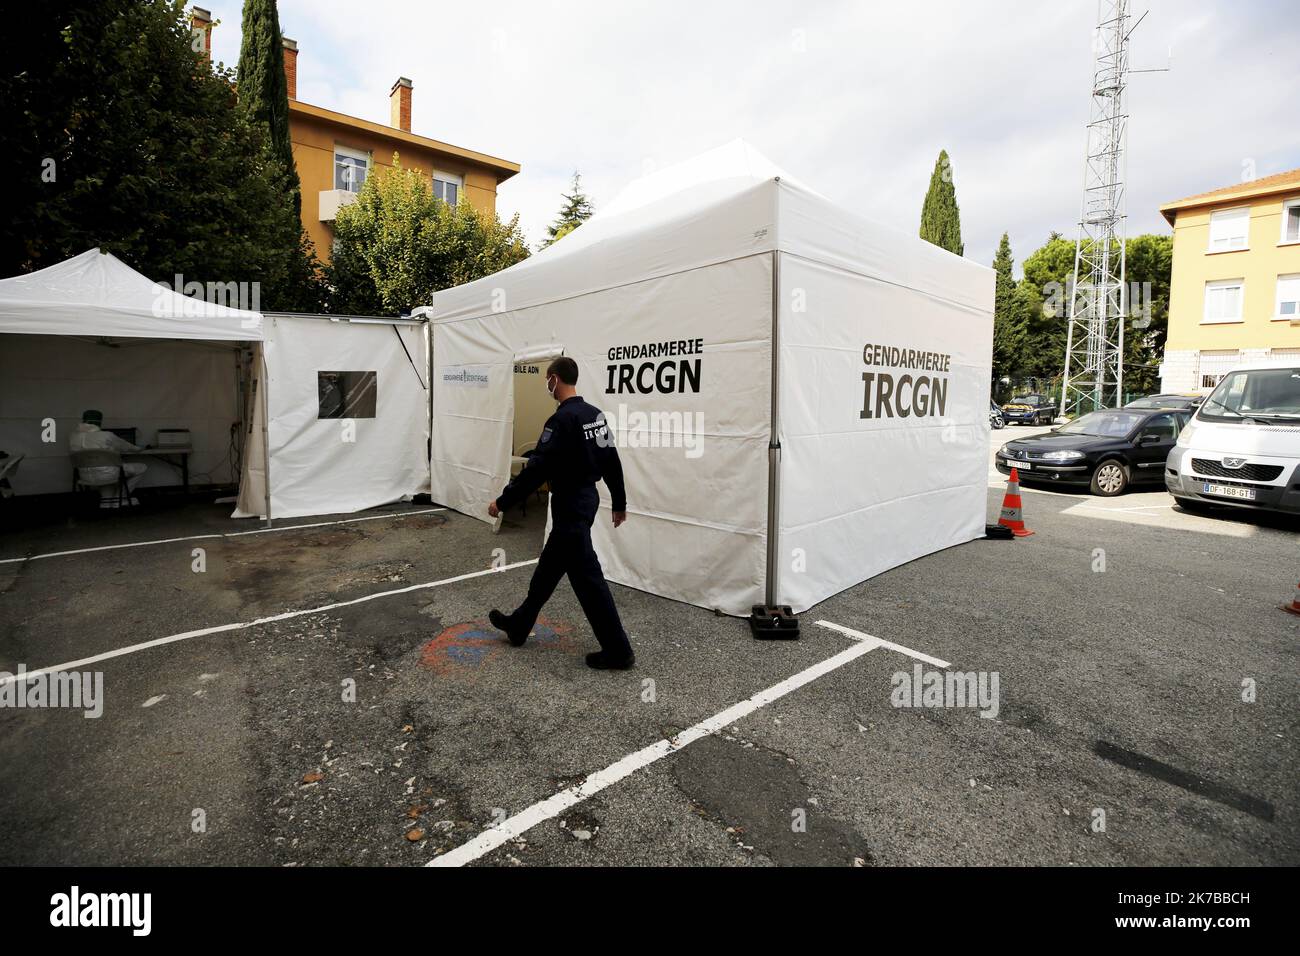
[
  {"left": 429, "top": 317, "right": 516, "bottom": 526},
  {"left": 430, "top": 255, "right": 774, "bottom": 616},
  {"left": 258, "top": 316, "right": 430, "bottom": 520},
  {"left": 776, "top": 255, "right": 994, "bottom": 614},
  {"left": 233, "top": 342, "right": 269, "bottom": 518}
]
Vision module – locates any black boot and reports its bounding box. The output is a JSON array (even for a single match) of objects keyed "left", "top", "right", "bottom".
[
  {"left": 489, "top": 609, "right": 529, "bottom": 647},
  {"left": 586, "top": 650, "right": 635, "bottom": 670}
]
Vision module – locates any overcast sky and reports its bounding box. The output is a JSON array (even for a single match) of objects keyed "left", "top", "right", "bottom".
[{"left": 203, "top": 0, "right": 1300, "bottom": 274}]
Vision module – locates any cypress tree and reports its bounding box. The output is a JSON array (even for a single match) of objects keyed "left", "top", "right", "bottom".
[
  {"left": 236, "top": 0, "right": 300, "bottom": 217},
  {"left": 919, "top": 149, "right": 964, "bottom": 256},
  {"left": 991, "top": 233, "right": 1024, "bottom": 384}
]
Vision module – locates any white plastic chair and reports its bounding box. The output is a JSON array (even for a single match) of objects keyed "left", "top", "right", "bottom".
[
  {"left": 510, "top": 440, "right": 546, "bottom": 516},
  {"left": 71, "top": 449, "right": 131, "bottom": 509}
]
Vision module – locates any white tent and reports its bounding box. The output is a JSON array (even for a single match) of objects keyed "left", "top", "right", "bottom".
[
  {"left": 232, "top": 313, "right": 430, "bottom": 520},
  {"left": 0, "top": 247, "right": 264, "bottom": 340},
  {"left": 429, "top": 141, "right": 994, "bottom": 617},
  {"left": 0, "top": 249, "right": 429, "bottom": 521}
]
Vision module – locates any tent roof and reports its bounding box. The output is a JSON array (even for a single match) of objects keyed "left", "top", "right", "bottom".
[
  {"left": 430, "top": 139, "right": 992, "bottom": 323},
  {"left": 0, "top": 248, "right": 263, "bottom": 341}
]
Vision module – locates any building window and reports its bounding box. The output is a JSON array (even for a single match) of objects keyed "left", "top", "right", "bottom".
[
  {"left": 1202, "top": 279, "right": 1244, "bottom": 324},
  {"left": 1277, "top": 274, "right": 1300, "bottom": 320},
  {"left": 1207, "top": 207, "right": 1249, "bottom": 252},
  {"left": 334, "top": 146, "right": 370, "bottom": 194},
  {"left": 433, "top": 173, "right": 462, "bottom": 206},
  {"left": 1198, "top": 350, "right": 1242, "bottom": 390},
  {"left": 318, "top": 371, "right": 377, "bottom": 419},
  {"left": 1281, "top": 199, "right": 1300, "bottom": 245}
]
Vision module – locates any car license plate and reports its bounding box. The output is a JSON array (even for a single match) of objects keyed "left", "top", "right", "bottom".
[
  {"left": 1202, "top": 483, "right": 1255, "bottom": 501},
  {"left": 1006, "top": 459, "right": 1030, "bottom": 470}
]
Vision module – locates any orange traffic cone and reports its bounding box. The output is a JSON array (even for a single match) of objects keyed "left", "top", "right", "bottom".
[
  {"left": 998, "top": 468, "right": 1034, "bottom": 537},
  {"left": 1282, "top": 582, "right": 1300, "bottom": 616}
]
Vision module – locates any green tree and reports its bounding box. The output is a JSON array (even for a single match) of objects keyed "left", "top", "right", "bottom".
[
  {"left": 991, "top": 233, "right": 1024, "bottom": 387},
  {"left": 0, "top": 0, "right": 322, "bottom": 310},
  {"left": 1019, "top": 231, "right": 1173, "bottom": 396},
  {"left": 235, "top": 0, "right": 299, "bottom": 217},
  {"left": 329, "top": 155, "right": 531, "bottom": 315},
  {"left": 544, "top": 172, "right": 594, "bottom": 247},
  {"left": 919, "top": 149, "right": 963, "bottom": 256}
]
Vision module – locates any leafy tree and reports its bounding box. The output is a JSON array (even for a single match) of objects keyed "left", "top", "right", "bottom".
[
  {"left": 329, "top": 155, "right": 531, "bottom": 315},
  {"left": 919, "top": 149, "right": 963, "bottom": 256},
  {"left": 543, "top": 172, "right": 594, "bottom": 247},
  {"left": 1018, "top": 231, "right": 1173, "bottom": 396},
  {"left": 0, "top": 0, "right": 322, "bottom": 310}
]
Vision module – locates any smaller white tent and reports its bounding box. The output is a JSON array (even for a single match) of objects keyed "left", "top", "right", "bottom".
[
  {"left": 0, "top": 249, "right": 430, "bottom": 521},
  {"left": 0, "top": 248, "right": 264, "bottom": 340},
  {"left": 428, "top": 141, "right": 995, "bottom": 617}
]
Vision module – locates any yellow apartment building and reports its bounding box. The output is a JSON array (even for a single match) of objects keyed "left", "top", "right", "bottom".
[
  {"left": 191, "top": 8, "right": 520, "bottom": 263},
  {"left": 1158, "top": 168, "right": 1300, "bottom": 393}
]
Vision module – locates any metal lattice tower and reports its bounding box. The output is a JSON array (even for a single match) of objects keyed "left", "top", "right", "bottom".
[{"left": 1060, "top": 0, "right": 1130, "bottom": 417}]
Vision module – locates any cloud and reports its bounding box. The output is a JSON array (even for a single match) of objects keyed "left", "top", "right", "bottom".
[{"left": 204, "top": 0, "right": 1299, "bottom": 270}]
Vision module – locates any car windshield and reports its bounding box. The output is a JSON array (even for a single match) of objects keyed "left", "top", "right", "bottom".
[
  {"left": 1055, "top": 410, "right": 1145, "bottom": 437},
  {"left": 1200, "top": 367, "right": 1300, "bottom": 423},
  {"left": 1010, "top": 395, "right": 1042, "bottom": 404},
  {"left": 1126, "top": 396, "right": 1177, "bottom": 408}
]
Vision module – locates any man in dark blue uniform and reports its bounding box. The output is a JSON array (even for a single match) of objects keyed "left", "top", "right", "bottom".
[{"left": 487, "top": 357, "right": 634, "bottom": 670}]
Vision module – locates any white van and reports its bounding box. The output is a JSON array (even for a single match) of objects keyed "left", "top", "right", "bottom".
[{"left": 1165, "top": 362, "right": 1300, "bottom": 515}]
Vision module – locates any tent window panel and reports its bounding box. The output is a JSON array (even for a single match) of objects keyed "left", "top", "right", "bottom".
[{"left": 318, "top": 370, "right": 377, "bottom": 418}]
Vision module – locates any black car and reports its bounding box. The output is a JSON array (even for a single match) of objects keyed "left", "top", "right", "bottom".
[
  {"left": 995, "top": 407, "right": 1191, "bottom": 496},
  {"left": 1000, "top": 393, "right": 1056, "bottom": 425},
  {"left": 1123, "top": 393, "right": 1205, "bottom": 411}
]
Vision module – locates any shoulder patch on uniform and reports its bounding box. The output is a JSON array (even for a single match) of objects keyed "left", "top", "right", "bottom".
[{"left": 539, "top": 427, "right": 553, "bottom": 444}]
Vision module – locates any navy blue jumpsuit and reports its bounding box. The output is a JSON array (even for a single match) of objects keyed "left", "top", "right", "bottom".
[{"left": 496, "top": 396, "right": 632, "bottom": 660}]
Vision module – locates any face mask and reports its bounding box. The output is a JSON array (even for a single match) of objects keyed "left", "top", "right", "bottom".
[{"left": 547, "top": 375, "right": 557, "bottom": 398}]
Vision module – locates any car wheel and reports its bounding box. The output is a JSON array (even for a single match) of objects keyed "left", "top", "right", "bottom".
[{"left": 1090, "top": 460, "right": 1128, "bottom": 496}]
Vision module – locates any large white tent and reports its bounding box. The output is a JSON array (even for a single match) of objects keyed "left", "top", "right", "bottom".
[
  {"left": 0, "top": 249, "right": 429, "bottom": 521},
  {"left": 428, "top": 141, "right": 995, "bottom": 617}
]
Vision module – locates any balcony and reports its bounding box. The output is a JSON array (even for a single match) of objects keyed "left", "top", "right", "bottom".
[{"left": 318, "top": 189, "right": 359, "bottom": 222}]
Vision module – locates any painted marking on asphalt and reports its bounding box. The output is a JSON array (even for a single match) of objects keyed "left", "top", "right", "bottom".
[
  {"left": 428, "top": 634, "right": 886, "bottom": 867},
  {"left": 813, "top": 620, "right": 951, "bottom": 667},
  {"left": 0, "top": 558, "right": 538, "bottom": 687},
  {"left": 0, "top": 508, "right": 448, "bottom": 565},
  {"left": 1074, "top": 504, "right": 1172, "bottom": 514}
]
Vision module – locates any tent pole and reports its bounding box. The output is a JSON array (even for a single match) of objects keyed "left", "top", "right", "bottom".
[
  {"left": 260, "top": 343, "right": 272, "bottom": 529},
  {"left": 764, "top": 249, "right": 782, "bottom": 607},
  {"left": 426, "top": 317, "right": 434, "bottom": 470}
]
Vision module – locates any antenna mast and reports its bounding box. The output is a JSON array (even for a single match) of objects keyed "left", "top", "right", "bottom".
[{"left": 1060, "top": 0, "right": 1131, "bottom": 417}]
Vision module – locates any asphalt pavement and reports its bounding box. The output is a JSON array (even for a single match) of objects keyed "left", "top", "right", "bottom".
[{"left": 1, "top": 435, "right": 1296, "bottom": 866}]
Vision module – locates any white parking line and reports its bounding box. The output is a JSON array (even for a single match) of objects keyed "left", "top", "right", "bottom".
[
  {"left": 813, "top": 620, "right": 952, "bottom": 667},
  {"left": 428, "top": 621, "right": 949, "bottom": 867},
  {"left": 0, "top": 558, "right": 538, "bottom": 687},
  {"left": 0, "top": 508, "right": 448, "bottom": 566}
]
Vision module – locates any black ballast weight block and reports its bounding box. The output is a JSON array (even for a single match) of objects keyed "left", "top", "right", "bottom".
[
  {"left": 749, "top": 604, "right": 800, "bottom": 640},
  {"left": 985, "top": 523, "right": 1015, "bottom": 540}
]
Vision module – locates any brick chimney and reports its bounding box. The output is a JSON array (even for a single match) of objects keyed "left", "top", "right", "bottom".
[
  {"left": 389, "top": 77, "right": 412, "bottom": 132},
  {"left": 190, "top": 6, "right": 212, "bottom": 60},
  {"left": 282, "top": 37, "right": 298, "bottom": 100}
]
